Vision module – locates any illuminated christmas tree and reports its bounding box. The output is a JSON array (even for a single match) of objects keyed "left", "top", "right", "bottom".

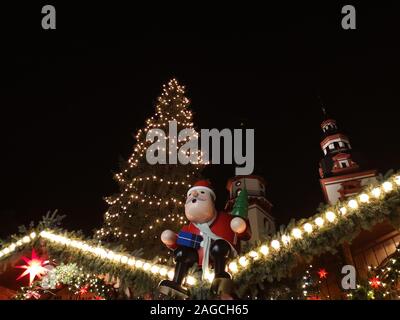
[{"left": 96, "top": 79, "right": 205, "bottom": 260}]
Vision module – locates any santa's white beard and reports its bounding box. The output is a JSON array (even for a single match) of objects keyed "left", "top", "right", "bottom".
[{"left": 185, "top": 199, "right": 216, "bottom": 224}]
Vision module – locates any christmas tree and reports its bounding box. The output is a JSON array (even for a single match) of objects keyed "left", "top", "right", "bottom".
[
  {"left": 96, "top": 79, "right": 204, "bottom": 260},
  {"left": 231, "top": 188, "right": 248, "bottom": 219}
]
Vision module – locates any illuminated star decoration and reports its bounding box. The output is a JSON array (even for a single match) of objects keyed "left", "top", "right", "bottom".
[
  {"left": 16, "top": 249, "right": 49, "bottom": 286},
  {"left": 317, "top": 268, "right": 328, "bottom": 279},
  {"left": 78, "top": 285, "right": 89, "bottom": 295},
  {"left": 369, "top": 277, "right": 381, "bottom": 289}
]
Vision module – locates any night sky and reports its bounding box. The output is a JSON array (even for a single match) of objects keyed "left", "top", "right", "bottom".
[{"left": 1, "top": 3, "right": 399, "bottom": 238}]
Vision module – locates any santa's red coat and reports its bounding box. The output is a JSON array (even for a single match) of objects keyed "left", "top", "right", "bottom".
[{"left": 167, "top": 211, "right": 251, "bottom": 266}]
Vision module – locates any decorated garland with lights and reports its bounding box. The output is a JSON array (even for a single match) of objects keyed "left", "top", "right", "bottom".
[
  {"left": 96, "top": 79, "right": 206, "bottom": 259},
  {"left": 1, "top": 174, "right": 400, "bottom": 299}
]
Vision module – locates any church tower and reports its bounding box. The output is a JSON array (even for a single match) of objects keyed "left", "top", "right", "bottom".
[
  {"left": 318, "top": 109, "right": 378, "bottom": 205},
  {"left": 225, "top": 175, "right": 275, "bottom": 245}
]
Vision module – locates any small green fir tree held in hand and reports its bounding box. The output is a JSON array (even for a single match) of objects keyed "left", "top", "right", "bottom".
[{"left": 231, "top": 188, "right": 248, "bottom": 219}]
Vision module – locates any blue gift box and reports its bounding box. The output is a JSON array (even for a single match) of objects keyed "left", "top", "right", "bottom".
[{"left": 177, "top": 231, "right": 203, "bottom": 249}]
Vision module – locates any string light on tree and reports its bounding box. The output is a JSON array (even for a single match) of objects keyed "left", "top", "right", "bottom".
[{"left": 96, "top": 79, "right": 206, "bottom": 258}]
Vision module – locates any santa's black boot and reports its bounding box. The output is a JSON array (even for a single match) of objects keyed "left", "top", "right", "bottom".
[
  {"left": 210, "top": 239, "right": 232, "bottom": 279},
  {"left": 210, "top": 239, "right": 235, "bottom": 298},
  {"left": 158, "top": 246, "right": 198, "bottom": 299}
]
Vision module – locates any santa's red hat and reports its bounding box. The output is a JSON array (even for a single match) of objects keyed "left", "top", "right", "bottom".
[{"left": 187, "top": 180, "right": 216, "bottom": 200}]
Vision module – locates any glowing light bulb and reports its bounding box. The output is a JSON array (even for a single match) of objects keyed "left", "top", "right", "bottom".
[
  {"left": 371, "top": 187, "right": 381, "bottom": 198},
  {"left": 359, "top": 194, "right": 369, "bottom": 203},
  {"left": 249, "top": 251, "right": 259, "bottom": 260},
  {"left": 383, "top": 182, "right": 393, "bottom": 193},
  {"left": 281, "top": 235, "right": 291, "bottom": 245},
  {"left": 303, "top": 223, "right": 313, "bottom": 234},
  {"left": 167, "top": 270, "right": 175, "bottom": 280},
  {"left": 260, "top": 245, "right": 269, "bottom": 256},
  {"left": 229, "top": 262, "right": 238, "bottom": 273},
  {"left": 186, "top": 276, "right": 196, "bottom": 286},
  {"left": 205, "top": 271, "right": 215, "bottom": 283},
  {"left": 106, "top": 251, "right": 115, "bottom": 260},
  {"left": 340, "top": 207, "right": 347, "bottom": 215},
  {"left": 315, "top": 217, "right": 324, "bottom": 227},
  {"left": 292, "top": 228, "right": 302, "bottom": 239},
  {"left": 239, "top": 256, "right": 248, "bottom": 267},
  {"left": 271, "top": 240, "right": 280, "bottom": 250},
  {"left": 348, "top": 200, "right": 358, "bottom": 209},
  {"left": 159, "top": 268, "right": 168, "bottom": 276},
  {"left": 143, "top": 263, "right": 151, "bottom": 271},
  {"left": 325, "top": 211, "right": 336, "bottom": 222},
  {"left": 151, "top": 265, "right": 160, "bottom": 274}
]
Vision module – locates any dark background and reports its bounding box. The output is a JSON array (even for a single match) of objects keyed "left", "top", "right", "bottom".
[{"left": 0, "top": 3, "right": 399, "bottom": 238}]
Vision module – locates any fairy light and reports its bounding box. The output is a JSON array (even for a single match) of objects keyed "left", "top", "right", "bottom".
[
  {"left": 167, "top": 270, "right": 175, "bottom": 280},
  {"left": 271, "top": 240, "right": 280, "bottom": 250},
  {"left": 239, "top": 256, "right": 248, "bottom": 267},
  {"left": 382, "top": 182, "right": 393, "bottom": 193},
  {"left": 339, "top": 207, "right": 347, "bottom": 215},
  {"left": 325, "top": 211, "right": 336, "bottom": 222},
  {"left": 151, "top": 265, "right": 160, "bottom": 274},
  {"left": 281, "top": 235, "right": 291, "bottom": 245},
  {"left": 22, "top": 236, "right": 31, "bottom": 243},
  {"left": 205, "top": 271, "right": 215, "bottom": 283},
  {"left": 159, "top": 268, "right": 168, "bottom": 277},
  {"left": 229, "top": 261, "right": 239, "bottom": 273},
  {"left": 371, "top": 187, "right": 381, "bottom": 198},
  {"left": 303, "top": 223, "right": 313, "bottom": 234},
  {"left": 359, "top": 193, "right": 369, "bottom": 203},
  {"left": 248, "top": 251, "right": 259, "bottom": 260},
  {"left": 259, "top": 245, "right": 269, "bottom": 256},
  {"left": 292, "top": 228, "right": 302, "bottom": 239},
  {"left": 315, "top": 217, "right": 324, "bottom": 227},
  {"left": 348, "top": 199, "right": 358, "bottom": 209},
  {"left": 185, "top": 276, "right": 196, "bottom": 286},
  {"left": 395, "top": 176, "right": 400, "bottom": 186}
]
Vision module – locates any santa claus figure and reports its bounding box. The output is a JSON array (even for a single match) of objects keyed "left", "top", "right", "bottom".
[{"left": 158, "top": 180, "right": 251, "bottom": 297}]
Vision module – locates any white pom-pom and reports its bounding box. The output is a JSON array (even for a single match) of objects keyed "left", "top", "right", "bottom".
[{"left": 230, "top": 217, "right": 246, "bottom": 234}]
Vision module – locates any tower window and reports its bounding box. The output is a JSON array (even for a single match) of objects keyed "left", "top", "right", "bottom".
[
  {"left": 329, "top": 144, "right": 334, "bottom": 150},
  {"left": 339, "top": 141, "right": 345, "bottom": 148},
  {"left": 340, "top": 160, "right": 349, "bottom": 168}
]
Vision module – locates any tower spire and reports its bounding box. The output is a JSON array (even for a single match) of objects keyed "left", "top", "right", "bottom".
[
  {"left": 317, "top": 110, "right": 378, "bottom": 205},
  {"left": 318, "top": 95, "right": 328, "bottom": 119}
]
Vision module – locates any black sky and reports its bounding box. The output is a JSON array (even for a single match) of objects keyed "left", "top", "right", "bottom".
[{"left": 1, "top": 3, "right": 399, "bottom": 238}]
